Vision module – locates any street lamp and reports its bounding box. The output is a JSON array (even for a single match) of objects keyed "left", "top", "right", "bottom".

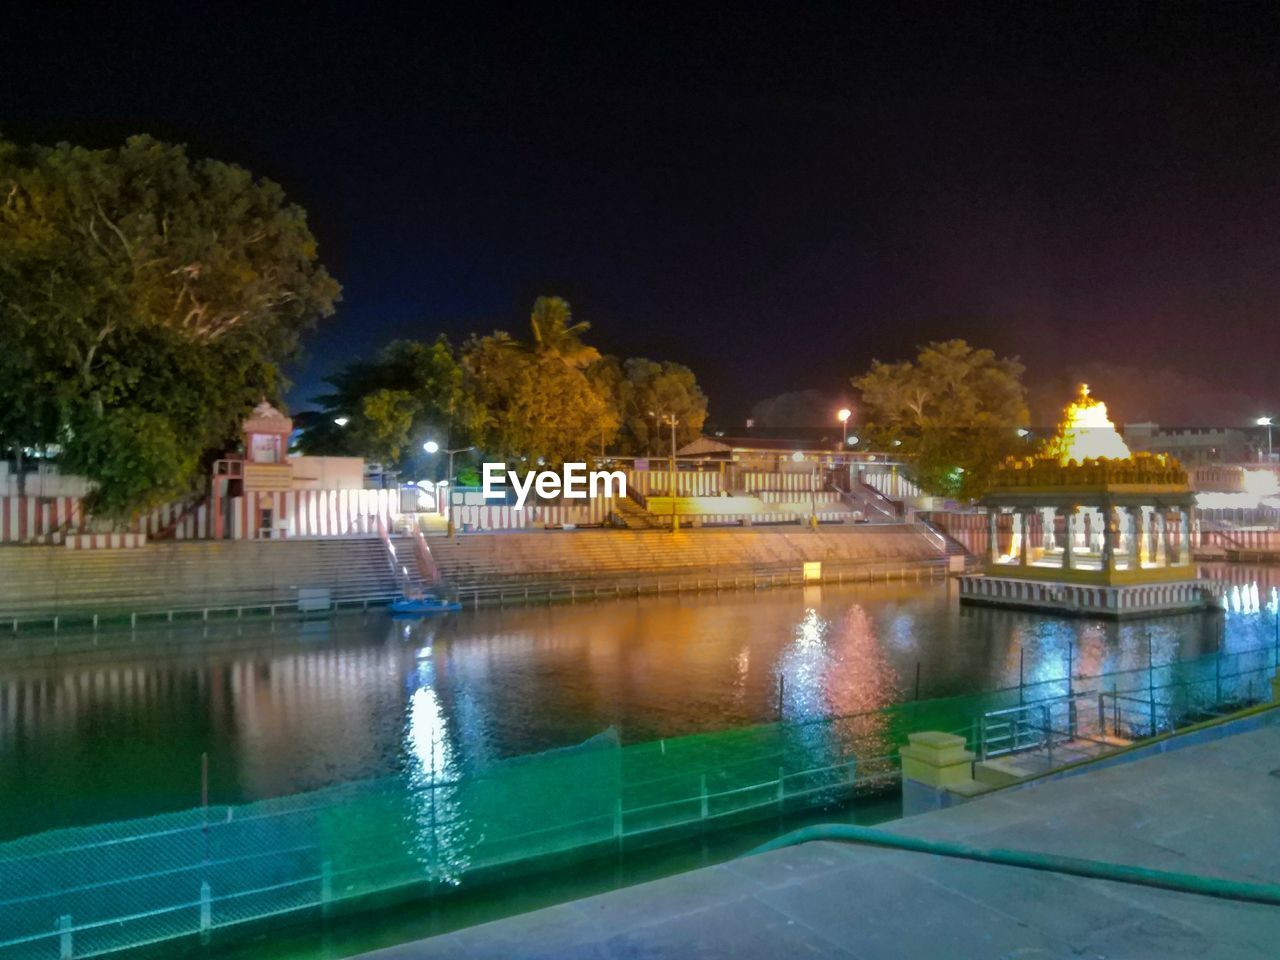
[
  {"left": 649, "top": 411, "right": 680, "bottom": 531},
  {"left": 422, "top": 441, "right": 474, "bottom": 485},
  {"left": 333, "top": 416, "right": 350, "bottom": 427},
  {"left": 1259, "top": 417, "right": 1274, "bottom": 459},
  {"left": 837, "top": 408, "right": 852, "bottom": 447}
]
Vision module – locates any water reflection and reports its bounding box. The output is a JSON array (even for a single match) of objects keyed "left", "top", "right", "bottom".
[{"left": 0, "top": 564, "right": 1274, "bottom": 839}]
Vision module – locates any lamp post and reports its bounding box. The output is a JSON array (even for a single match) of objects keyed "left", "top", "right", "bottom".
[
  {"left": 424, "top": 441, "right": 474, "bottom": 539},
  {"left": 649, "top": 411, "right": 680, "bottom": 532},
  {"left": 423, "top": 440, "right": 474, "bottom": 486},
  {"left": 1259, "top": 417, "right": 1274, "bottom": 460},
  {"left": 837, "top": 408, "right": 851, "bottom": 448}
]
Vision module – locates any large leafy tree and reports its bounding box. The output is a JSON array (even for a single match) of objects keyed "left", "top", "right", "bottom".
[
  {"left": 610, "top": 358, "right": 708, "bottom": 456},
  {"left": 0, "top": 134, "right": 339, "bottom": 520},
  {"left": 298, "top": 336, "right": 474, "bottom": 472},
  {"left": 463, "top": 333, "right": 614, "bottom": 466},
  {"left": 853, "top": 339, "right": 1028, "bottom": 500}
]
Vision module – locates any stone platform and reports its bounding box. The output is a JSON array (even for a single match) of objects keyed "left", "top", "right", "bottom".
[
  {"left": 959, "top": 572, "right": 1213, "bottom": 618},
  {"left": 357, "top": 713, "right": 1280, "bottom": 959}
]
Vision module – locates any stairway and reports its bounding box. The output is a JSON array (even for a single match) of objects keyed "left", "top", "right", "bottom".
[
  {"left": 614, "top": 497, "right": 668, "bottom": 530},
  {"left": 0, "top": 538, "right": 408, "bottom": 623}
]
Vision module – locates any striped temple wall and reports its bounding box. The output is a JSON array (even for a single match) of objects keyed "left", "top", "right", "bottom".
[
  {"left": 229, "top": 489, "right": 402, "bottom": 539},
  {"left": 859, "top": 470, "right": 923, "bottom": 500},
  {"left": 736, "top": 471, "right": 823, "bottom": 493},
  {"left": 449, "top": 497, "right": 615, "bottom": 532},
  {"left": 758, "top": 490, "right": 844, "bottom": 504},
  {"left": 625, "top": 469, "right": 723, "bottom": 497},
  {"left": 0, "top": 490, "right": 402, "bottom": 546},
  {"left": 1201, "top": 528, "right": 1280, "bottom": 551}
]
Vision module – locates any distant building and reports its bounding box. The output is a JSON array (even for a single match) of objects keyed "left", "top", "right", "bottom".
[{"left": 1122, "top": 423, "right": 1251, "bottom": 465}]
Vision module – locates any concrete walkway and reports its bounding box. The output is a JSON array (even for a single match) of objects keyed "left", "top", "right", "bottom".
[{"left": 357, "top": 723, "right": 1280, "bottom": 959}]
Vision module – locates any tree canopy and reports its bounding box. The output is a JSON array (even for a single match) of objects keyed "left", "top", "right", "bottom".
[
  {"left": 302, "top": 298, "right": 709, "bottom": 477},
  {"left": 0, "top": 134, "right": 340, "bottom": 519},
  {"left": 610, "top": 358, "right": 708, "bottom": 456},
  {"left": 298, "top": 337, "right": 472, "bottom": 471},
  {"left": 853, "top": 339, "right": 1028, "bottom": 499}
]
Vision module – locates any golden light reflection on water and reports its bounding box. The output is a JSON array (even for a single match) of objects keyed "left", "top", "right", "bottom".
[{"left": 0, "top": 568, "right": 1271, "bottom": 838}]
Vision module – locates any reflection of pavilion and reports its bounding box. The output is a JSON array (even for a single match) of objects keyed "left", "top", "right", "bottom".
[{"left": 961, "top": 385, "right": 1211, "bottom": 618}]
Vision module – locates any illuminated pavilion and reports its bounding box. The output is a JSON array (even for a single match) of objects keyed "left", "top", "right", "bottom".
[{"left": 959, "top": 385, "right": 1210, "bottom": 617}]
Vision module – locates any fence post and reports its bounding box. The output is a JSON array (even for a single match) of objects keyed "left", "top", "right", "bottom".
[
  {"left": 200, "top": 880, "right": 212, "bottom": 935},
  {"left": 1147, "top": 631, "right": 1156, "bottom": 734},
  {"left": 58, "top": 915, "right": 72, "bottom": 960},
  {"left": 1018, "top": 648, "right": 1025, "bottom": 705},
  {"left": 776, "top": 767, "right": 785, "bottom": 810},
  {"left": 1097, "top": 693, "right": 1105, "bottom": 738},
  {"left": 700, "top": 774, "right": 708, "bottom": 820},
  {"left": 777, "top": 674, "right": 785, "bottom": 720},
  {"left": 1042, "top": 704, "right": 1053, "bottom": 766},
  {"left": 614, "top": 798, "right": 623, "bottom": 844}
]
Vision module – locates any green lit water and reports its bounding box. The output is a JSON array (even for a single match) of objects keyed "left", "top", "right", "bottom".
[{"left": 1, "top": 565, "right": 1276, "bottom": 958}]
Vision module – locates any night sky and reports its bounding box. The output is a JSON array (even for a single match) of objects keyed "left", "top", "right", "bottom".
[{"left": 5, "top": 3, "right": 1280, "bottom": 427}]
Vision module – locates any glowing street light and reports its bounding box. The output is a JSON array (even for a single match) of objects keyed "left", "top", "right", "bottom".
[
  {"left": 333, "top": 416, "right": 350, "bottom": 427},
  {"left": 422, "top": 441, "right": 474, "bottom": 485},
  {"left": 1259, "top": 417, "right": 1274, "bottom": 459},
  {"left": 837, "top": 407, "right": 852, "bottom": 447}
]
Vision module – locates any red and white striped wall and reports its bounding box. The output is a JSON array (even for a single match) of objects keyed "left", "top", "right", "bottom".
[
  {"left": 736, "top": 471, "right": 822, "bottom": 493},
  {"left": 65, "top": 533, "right": 147, "bottom": 550},
  {"left": 1, "top": 496, "right": 83, "bottom": 543},
  {"left": 625, "top": 469, "right": 723, "bottom": 497},
  {"left": 758, "top": 490, "right": 843, "bottom": 504},
  {"left": 229, "top": 488, "right": 402, "bottom": 539},
  {"left": 450, "top": 496, "right": 616, "bottom": 532},
  {"left": 138, "top": 499, "right": 211, "bottom": 540}
]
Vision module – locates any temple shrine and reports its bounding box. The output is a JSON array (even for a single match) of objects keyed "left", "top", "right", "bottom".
[{"left": 959, "top": 384, "right": 1211, "bottom": 617}]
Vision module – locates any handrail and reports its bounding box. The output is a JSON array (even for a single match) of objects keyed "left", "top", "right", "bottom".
[{"left": 744, "top": 824, "right": 1280, "bottom": 906}]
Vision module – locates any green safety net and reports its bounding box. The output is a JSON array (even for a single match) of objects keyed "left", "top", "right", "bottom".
[{"left": 1, "top": 642, "right": 1276, "bottom": 959}]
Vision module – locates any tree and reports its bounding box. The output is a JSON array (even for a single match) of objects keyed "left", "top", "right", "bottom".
[
  {"left": 528, "top": 296, "right": 600, "bottom": 368},
  {"left": 299, "top": 337, "right": 472, "bottom": 472},
  {"left": 853, "top": 339, "right": 1028, "bottom": 499},
  {"left": 463, "top": 333, "right": 614, "bottom": 466},
  {"left": 0, "top": 134, "right": 339, "bottom": 521},
  {"left": 611, "top": 358, "right": 708, "bottom": 456}
]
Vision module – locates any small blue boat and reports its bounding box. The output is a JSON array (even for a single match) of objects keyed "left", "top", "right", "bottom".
[{"left": 391, "top": 595, "right": 462, "bottom": 616}]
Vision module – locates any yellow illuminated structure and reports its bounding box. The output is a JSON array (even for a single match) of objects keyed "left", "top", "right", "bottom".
[
  {"left": 1045, "top": 383, "right": 1132, "bottom": 464},
  {"left": 959, "top": 385, "right": 1208, "bottom": 618}
]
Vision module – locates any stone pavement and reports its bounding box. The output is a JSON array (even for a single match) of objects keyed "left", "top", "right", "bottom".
[{"left": 356, "top": 722, "right": 1280, "bottom": 959}]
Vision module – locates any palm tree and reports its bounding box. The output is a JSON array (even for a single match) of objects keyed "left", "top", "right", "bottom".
[{"left": 529, "top": 296, "right": 600, "bottom": 368}]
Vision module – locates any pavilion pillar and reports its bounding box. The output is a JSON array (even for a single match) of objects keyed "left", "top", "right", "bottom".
[
  {"left": 1178, "top": 508, "right": 1191, "bottom": 565},
  {"left": 1018, "top": 509, "right": 1030, "bottom": 566},
  {"left": 988, "top": 510, "right": 1000, "bottom": 565},
  {"left": 1127, "top": 506, "right": 1144, "bottom": 569},
  {"left": 1101, "top": 505, "right": 1117, "bottom": 572},
  {"left": 1137, "top": 506, "right": 1152, "bottom": 566},
  {"left": 1062, "top": 507, "right": 1075, "bottom": 570},
  {"left": 1154, "top": 510, "right": 1168, "bottom": 567},
  {"left": 1041, "top": 507, "right": 1055, "bottom": 551}
]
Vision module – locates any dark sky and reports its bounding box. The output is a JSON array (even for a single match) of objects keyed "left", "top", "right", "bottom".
[{"left": 5, "top": 3, "right": 1280, "bottom": 427}]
